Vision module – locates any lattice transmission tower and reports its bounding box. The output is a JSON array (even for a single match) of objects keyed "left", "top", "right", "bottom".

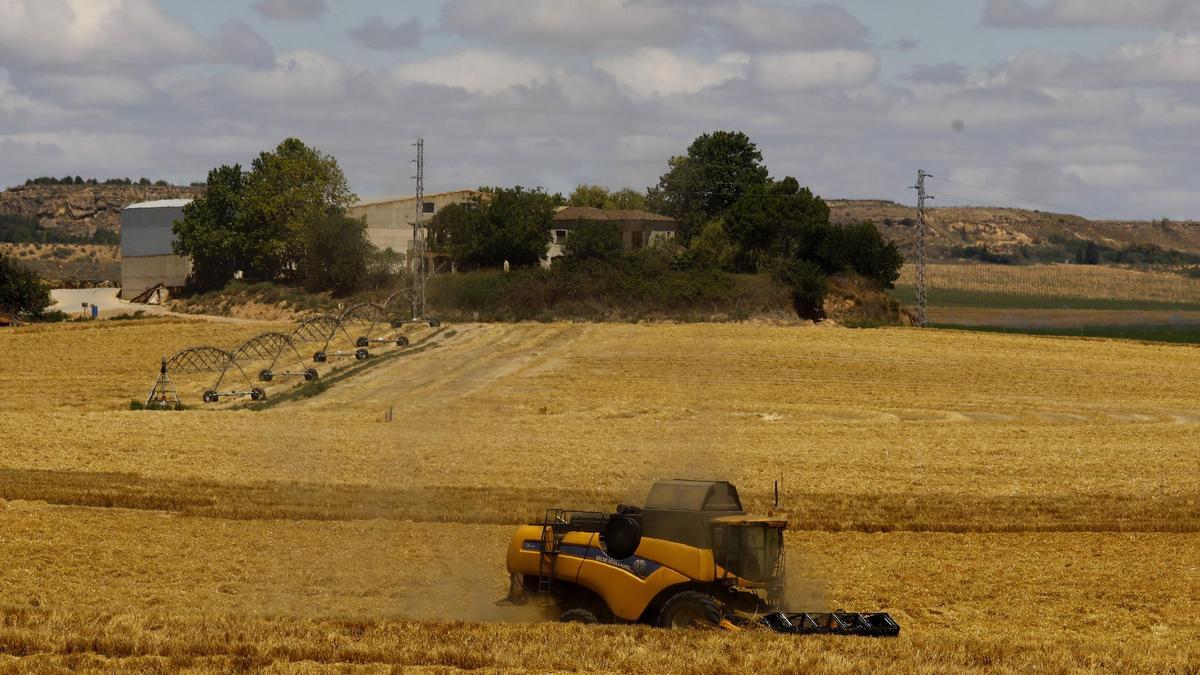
[
  {"left": 912, "top": 169, "right": 933, "bottom": 328},
  {"left": 410, "top": 137, "right": 426, "bottom": 320}
]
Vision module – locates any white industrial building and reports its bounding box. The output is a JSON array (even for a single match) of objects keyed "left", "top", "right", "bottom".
[
  {"left": 349, "top": 189, "right": 480, "bottom": 254},
  {"left": 120, "top": 199, "right": 192, "bottom": 300}
]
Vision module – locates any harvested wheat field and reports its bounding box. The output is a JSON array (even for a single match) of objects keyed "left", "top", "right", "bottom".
[
  {"left": 897, "top": 262, "right": 1200, "bottom": 306},
  {"left": 0, "top": 319, "right": 1197, "bottom": 672}
]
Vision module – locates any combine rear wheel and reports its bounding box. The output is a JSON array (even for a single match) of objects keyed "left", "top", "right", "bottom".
[
  {"left": 658, "top": 591, "right": 721, "bottom": 629},
  {"left": 560, "top": 609, "right": 599, "bottom": 624}
]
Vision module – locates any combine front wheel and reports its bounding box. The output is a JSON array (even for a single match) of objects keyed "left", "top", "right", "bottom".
[
  {"left": 559, "top": 609, "right": 599, "bottom": 624},
  {"left": 658, "top": 591, "right": 721, "bottom": 629}
]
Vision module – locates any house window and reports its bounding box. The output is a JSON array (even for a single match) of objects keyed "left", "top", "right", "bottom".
[
  {"left": 422, "top": 202, "right": 435, "bottom": 214},
  {"left": 555, "top": 229, "right": 568, "bottom": 243},
  {"left": 631, "top": 230, "right": 643, "bottom": 249}
]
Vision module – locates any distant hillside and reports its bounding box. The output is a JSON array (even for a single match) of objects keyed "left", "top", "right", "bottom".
[
  {"left": 829, "top": 200, "right": 1200, "bottom": 261},
  {"left": 0, "top": 184, "right": 202, "bottom": 240}
]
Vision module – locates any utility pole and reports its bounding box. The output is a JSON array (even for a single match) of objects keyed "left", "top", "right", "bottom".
[
  {"left": 411, "top": 137, "right": 425, "bottom": 320},
  {"left": 912, "top": 169, "right": 933, "bottom": 328}
]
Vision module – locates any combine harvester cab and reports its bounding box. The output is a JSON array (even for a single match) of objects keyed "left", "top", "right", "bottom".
[{"left": 503, "top": 479, "right": 899, "bottom": 637}]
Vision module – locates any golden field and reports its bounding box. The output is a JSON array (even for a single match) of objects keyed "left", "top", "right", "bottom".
[
  {"left": 0, "top": 319, "right": 1198, "bottom": 671},
  {"left": 897, "top": 262, "right": 1200, "bottom": 305}
]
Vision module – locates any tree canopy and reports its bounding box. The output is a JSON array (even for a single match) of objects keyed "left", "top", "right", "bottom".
[
  {"left": 173, "top": 138, "right": 370, "bottom": 294},
  {"left": 647, "top": 131, "right": 770, "bottom": 242},
  {"left": 568, "top": 185, "right": 648, "bottom": 211},
  {"left": 0, "top": 253, "right": 51, "bottom": 318},
  {"left": 646, "top": 130, "right": 903, "bottom": 320},
  {"left": 427, "top": 187, "right": 557, "bottom": 270}
]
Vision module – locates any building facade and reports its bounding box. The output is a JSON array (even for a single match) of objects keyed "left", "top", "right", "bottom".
[
  {"left": 120, "top": 199, "right": 192, "bottom": 299},
  {"left": 350, "top": 189, "right": 481, "bottom": 254},
  {"left": 545, "top": 206, "right": 678, "bottom": 266}
]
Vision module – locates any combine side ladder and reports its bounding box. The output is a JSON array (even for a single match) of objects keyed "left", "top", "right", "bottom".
[{"left": 537, "top": 510, "right": 566, "bottom": 595}]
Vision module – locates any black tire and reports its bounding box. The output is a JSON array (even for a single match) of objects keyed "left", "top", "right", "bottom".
[
  {"left": 258, "top": 369, "right": 273, "bottom": 382},
  {"left": 427, "top": 318, "right": 441, "bottom": 328},
  {"left": 313, "top": 351, "right": 327, "bottom": 363},
  {"left": 658, "top": 591, "right": 722, "bottom": 629},
  {"left": 390, "top": 319, "right": 403, "bottom": 329},
  {"left": 202, "top": 390, "right": 219, "bottom": 404},
  {"left": 250, "top": 387, "right": 266, "bottom": 401},
  {"left": 303, "top": 368, "right": 318, "bottom": 382},
  {"left": 395, "top": 336, "right": 410, "bottom": 347},
  {"left": 560, "top": 609, "right": 599, "bottom": 624},
  {"left": 356, "top": 336, "right": 369, "bottom": 348},
  {"left": 355, "top": 348, "right": 369, "bottom": 361}
]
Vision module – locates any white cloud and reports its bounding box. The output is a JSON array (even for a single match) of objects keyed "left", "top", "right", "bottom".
[
  {"left": 27, "top": 73, "right": 153, "bottom": 107},
  {"left": 996, "top": 33, "right": 1200, "bottom": 88},
  {"left": 348, "top": 16, "right": 422, "bottom": 51},
  {"left": 703, "top": 1, "right": 868, "bottom": 51},
  {"left": 984, "top": 0, "right": 1200, "bottom": 29},
  {"left": 0, "top": 0, "right": 206, "bottom": 70},
  {"left": 595, "top": 48, "right": 748, "bottom": 99},
  {"left": 1063, "top": 162, "right": 1153, "bottom": 188},
  {"left": 252, "top": 0, "right": 326, "bottom": 21},
  {"left": 750, "top": 50, "right": 879, "bottom": 90},
  {"left": 443, "top": 0, "right": 690, "bottom": 50},
  {"left": 391, "top": 50, "right": 558, "bottom": 95},
  {"left": 227, "top": 50, "right": 352, "bottom": 101}
]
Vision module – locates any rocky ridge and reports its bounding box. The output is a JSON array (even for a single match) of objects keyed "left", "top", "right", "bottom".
[{"left": 0, "top": 184, "right": 202, "bottom": 239}]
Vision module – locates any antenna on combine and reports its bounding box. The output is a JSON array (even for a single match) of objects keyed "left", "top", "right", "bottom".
[
  {"left": 410, "top": 137, "right": 426, "bottom": 321},
  {"left": 911, "top": 169, "right": 934, "bottom": 328}
]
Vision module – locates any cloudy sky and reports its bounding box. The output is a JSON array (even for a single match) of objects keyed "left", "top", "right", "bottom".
[{"left": 1, "top": 0, "right": 1198, "bottom": 219}]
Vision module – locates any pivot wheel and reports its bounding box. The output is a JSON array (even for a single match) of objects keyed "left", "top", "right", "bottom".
[
  {"left": 202, "top": 390, "right": 219, "bottom": 404},
  {"left": 559, "top": 609, "right": 599, "bottom": 624},
  {"left": 354, "top": 348, "right": 369, "bottom": 361},
  {"left": 313, "top": 351, "right": 327, "bottom": 363},
  {"left": 356, "top": 336, "right": 369, "bottom": 348},
  {"left": 658, "top": 591, "right": 721, "bottom": 629},
  {"left": 258, "top": 369, "right": 273, "bottom": 382},
  {"left": 395, "top": 335, "right": 410, "bottom": 347},
  {"left": 303, "top": 368, "right": 319, "bottom": 382},
  {"left": 250, "top": 387, "right": 266, "bottom": 401}
]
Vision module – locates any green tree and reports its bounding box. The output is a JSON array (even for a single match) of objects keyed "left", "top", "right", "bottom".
[
  {"left": 485, "top": 187, "right": 555, "bottom": 267},
  {"left": 817, "top": 221, "right": 904, "bottom": 288},
  {"left": 563, "top": 221, "right": 623, "bottom": 262},
  {"left": 301, "top": 212, "right": 374, "bottom": 294},
  {"left": 427, "top": 199, "right": 489, "bottom": 268},
  {"left": 569, "top": 184, "right": 610, "bottom": 208},
  {"left": 242, "top": 138, "right": 356, "bottom": 281},
  {"left": 648, "top": 131, "right": 770, "bottom": 242},
  {"left": 775, "top": 258, "right": 828, "bottom": 321},
  {"left": 607, "top": 188, "right": 647, "bottom": 210},
  {"left": 427, "top": 188, "right": 553, "bottom": 269},
  {"left": 173, "top": 165, "right": 246, "bottom": 290},
  {"left": 724, "top": 176, "right": 831, "bottom": 273},
  {"left": 568, "top": 185, "right": 649, "bottom": 211},
  {"left": 175, "top": 139, "right": 359, "bottom": 289},
  {"left": 686, "top": 219, "right": 736, "bottom": 271},
  {"left": 0, "top": 253, "right": 51, "bottom": 319}
]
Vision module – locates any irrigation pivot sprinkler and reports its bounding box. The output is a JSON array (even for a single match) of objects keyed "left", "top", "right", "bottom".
[
  {"left": 163, "top": 345, "right": 263, "bottom": 404},
  {"left": 144, "top": 357, "right": 181, "bottom": 409},
  {"left": 237, "top": 332, "right": 319, "bottom": 383}
]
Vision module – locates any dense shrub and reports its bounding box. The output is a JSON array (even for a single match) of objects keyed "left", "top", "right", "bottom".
[
  {"left": 563, "top": 221, "right": 623, "bottom": 262},
  {"left": 0, "top": 253, "right": 51, "bottom": 318},
  {"left": 427, "top": 249, "right": 788, "bottom": 322}
]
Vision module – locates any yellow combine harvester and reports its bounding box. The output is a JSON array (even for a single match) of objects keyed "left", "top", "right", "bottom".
[{"left": 502, "top": 479, "right": 899, "bottom": 636}]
